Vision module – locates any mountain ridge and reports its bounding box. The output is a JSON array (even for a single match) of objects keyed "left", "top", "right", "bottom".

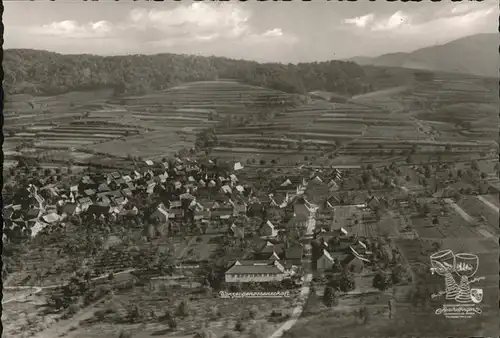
[{"left": 349, "top": 33, "right": 498, "bottom": 77}]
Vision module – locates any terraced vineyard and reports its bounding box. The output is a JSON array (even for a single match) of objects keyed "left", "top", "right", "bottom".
[{"left": 87, "top": 80, "right": 296, "bottom": 159}]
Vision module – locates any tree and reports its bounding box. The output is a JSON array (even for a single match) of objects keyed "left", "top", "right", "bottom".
[
  {"left": 358, "top": 306, "right": 370, "bottom": 324},
  {"left": 168, "top": 317, "right": 177, "bottom": 330},
  {"left": 391, "top": 265, "right": 405, "bottom": 284},
  {"left": 126, "top": 304, "right": 142, "bottom": 323},
  {"left": 234, "top": 319, "right": 245, "bottom": 332},
  {"left": 420, "top": 203, "right": 431, "bottom": 217},
  {"left": 372, "top": 271, "right": 390, "bottom": 292},
  {"left": 338, "top": 272, "right": 356, "bottom": 293},
  {"left": 176, "top": 301, "right": 189, "bottom": 318},
  {"left": 323, "top": 286, "right": 338, "bottom": 307}
]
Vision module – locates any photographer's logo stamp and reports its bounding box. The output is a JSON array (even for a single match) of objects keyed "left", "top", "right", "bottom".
[{"left": 429, "top": 249, "right": 485, "bottom": 319}]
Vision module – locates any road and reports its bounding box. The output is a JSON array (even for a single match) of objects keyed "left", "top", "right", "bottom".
[
  {"left": 267, "top": 201, "right": 318, "bottom": 338},
  {"left": 476, "top": 195, "right": 499, "bottom": 214}
]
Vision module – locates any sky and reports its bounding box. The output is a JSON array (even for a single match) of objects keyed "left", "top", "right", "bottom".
[{"left": 3, "top": 0, "right": 497, "bottom": 63}]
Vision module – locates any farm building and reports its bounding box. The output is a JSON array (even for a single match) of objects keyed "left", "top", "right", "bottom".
[{"left": 225, "top": 260, "right": 286, "bottom": 283}]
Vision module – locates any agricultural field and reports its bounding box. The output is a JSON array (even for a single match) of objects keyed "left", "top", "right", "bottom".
[
  {"left": 406, "top": 205, "right": 485, "bottom": 240},
  {"left": 2, "top": 291, "right": 59, "bottom": 338},
  {"left": 64, "top": 286, "right": 297, "bottom": 338},
  {"left": 457, "top": 196, "right": 499, "bottom": 233},
  {"left": 4, "top": 80, "right": 298, "bottom": 162}
]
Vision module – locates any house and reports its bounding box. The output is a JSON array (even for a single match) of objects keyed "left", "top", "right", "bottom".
[
  {"left": 310, "top": 175, "right": 323, "bottom": 184},
  {"left": 317, "top": 249, "right": 335, "bottom": 271},
  {"left": 262, "top": 220, "right": 278, "bottom": 237},
  {"left": 234, "top": 162, "right": 244, "bottom": 171},
  {"left": 348, "top": 239, "right": 367, "bottom": 253},
  {"left": 151, "top": 206, "right": 170, "bottom": 224},
  {"left": 42, "top": 212, "right": 61, "bottom": 224},
  {"left": 225, "top": 260, "right": 286, "bottom": 283},
  {"left": 259, "top": 241, "right": 285, "bottom": 256},
  {"left": 114, "top": 178, "right": 127, "bottom": 188},
  {"left": 78, "top": 197, "right": 93, "bottom": 211},
  {"left": 342, "top": 254, "right": 367, "bottom": 274},
  {"left": 332, "top": 169, "right": 343, "bottom": 181},
  {"left": 31, "top": 220, "right": 49, "bottom": 237},
  {"left": 325, "top": 196, "right": 341, "bottom": 208},
  {"left": 26, "top": 207, "right": 41, "bottom": 221},
  {"left": 121, "top": 188, "right": 134, "bottom": 197},
  {"left": 97, "top": 194, "right": 111, "bottom": 205},
  {"left": 230, "top": 224, "right": 245, "bottom": 239},
  {"left": 194, "top": 210, "right": 211, "bottom": 221},
  {"left": 168, "top": 208, "right": 184, "bottom": 220},
  {"left": 62, "top": 203, "right": 81, "bottom": 216},
  {"left": 285, "top": 245, "right": 304, "bottom": 263},
  {"left": 82, "top": 175, "right": 94, "bottom": 184},
  {"left": 221, "top": 185, "right": 232, "bottom": 194},
  {"left": 86, "top": 204, "right": 110, "bottom": 218},
  {"left": 119, "top": 206, "right": 139, "bottom": 218},
  {"left": 84, "top": 189, "right": 96, "bottom": 197},
  {"left": 232, "top": 202, "right": 247, "bottom": 216},
  {"left": 293, "top": 202, "right": 309, "bottom": 222},
  {"left": 111, "top": 171, "right": 121, "bottom": 179},
  {"left": 328, "top": 180, "right": 339, "bottom": 191},
  {"left": 180, "top": 193, "right": 195, "bottom": 200},
  {"left": 211, "top": 208, "right": 233, "bottom": 220},
  {"left": 98, "top": 183, "right": 111, "bottom": 192},
  {"left": 169, "top": 200, "right": 183, "bottom": 209},
  {"left": 133, "top": 170, "right": 142, "bottom": 180},
  {"left": 113, "top": 197, "right": 128, "bottom": 206}
]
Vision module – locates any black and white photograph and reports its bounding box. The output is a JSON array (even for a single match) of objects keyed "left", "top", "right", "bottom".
[{"left": 1, "top": 1, "right": 499, "bottom": 338}]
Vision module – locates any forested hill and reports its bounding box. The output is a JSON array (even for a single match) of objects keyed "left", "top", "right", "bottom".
[{"left": 3, "top": 49, "right": 371, "bottom": 97}]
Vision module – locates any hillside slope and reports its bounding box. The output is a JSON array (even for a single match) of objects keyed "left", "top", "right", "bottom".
[
  {"left": 350, "top": 34, "right": 498, "bottom": 77},
  {"left": 3, "top": 49, "right": 369, "bottom": 97}
]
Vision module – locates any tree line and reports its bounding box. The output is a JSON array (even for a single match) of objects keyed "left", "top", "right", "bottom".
[{"left": 4, "top": 49, "right": 371, "bottom": 96}]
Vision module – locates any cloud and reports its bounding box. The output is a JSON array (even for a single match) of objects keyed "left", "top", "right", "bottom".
[
  {"left": 371, "top": 11, "right": 409, "bottom": 32},
  {"left": 343, "top": 5, "right": 495, "bottom": 36},
  {"left": 35, "top": 20, "right": 113, "bottom": 39},
  {"left": 343, "top": 14, "right": 374, "bottom": 28},
  {"left": 28, "top": 3, "right": 295, "bottom": 48},
  {"left": 450, "top": 4, "right": 471, "bottom": 15}
]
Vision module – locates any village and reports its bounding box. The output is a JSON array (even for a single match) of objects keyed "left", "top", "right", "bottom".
[{"left": 3, "top": 148, "right": 498, "bottom": 338}]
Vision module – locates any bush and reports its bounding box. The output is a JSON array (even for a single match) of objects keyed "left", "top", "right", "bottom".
[
  {"left": 118, "top": 330, "right": 132, "bottom": 338},
  {"left": 234, "top": 320, "right": 245, "bottom": 332},
  {"left": 168, "top": 317, "right": 177, "bottom": 330},
  {"left": 372, "top": 272, "right": 390, "bottom": 291},
  {"left": 323, "top": 286, "right": 338, "bottom": 307}
]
